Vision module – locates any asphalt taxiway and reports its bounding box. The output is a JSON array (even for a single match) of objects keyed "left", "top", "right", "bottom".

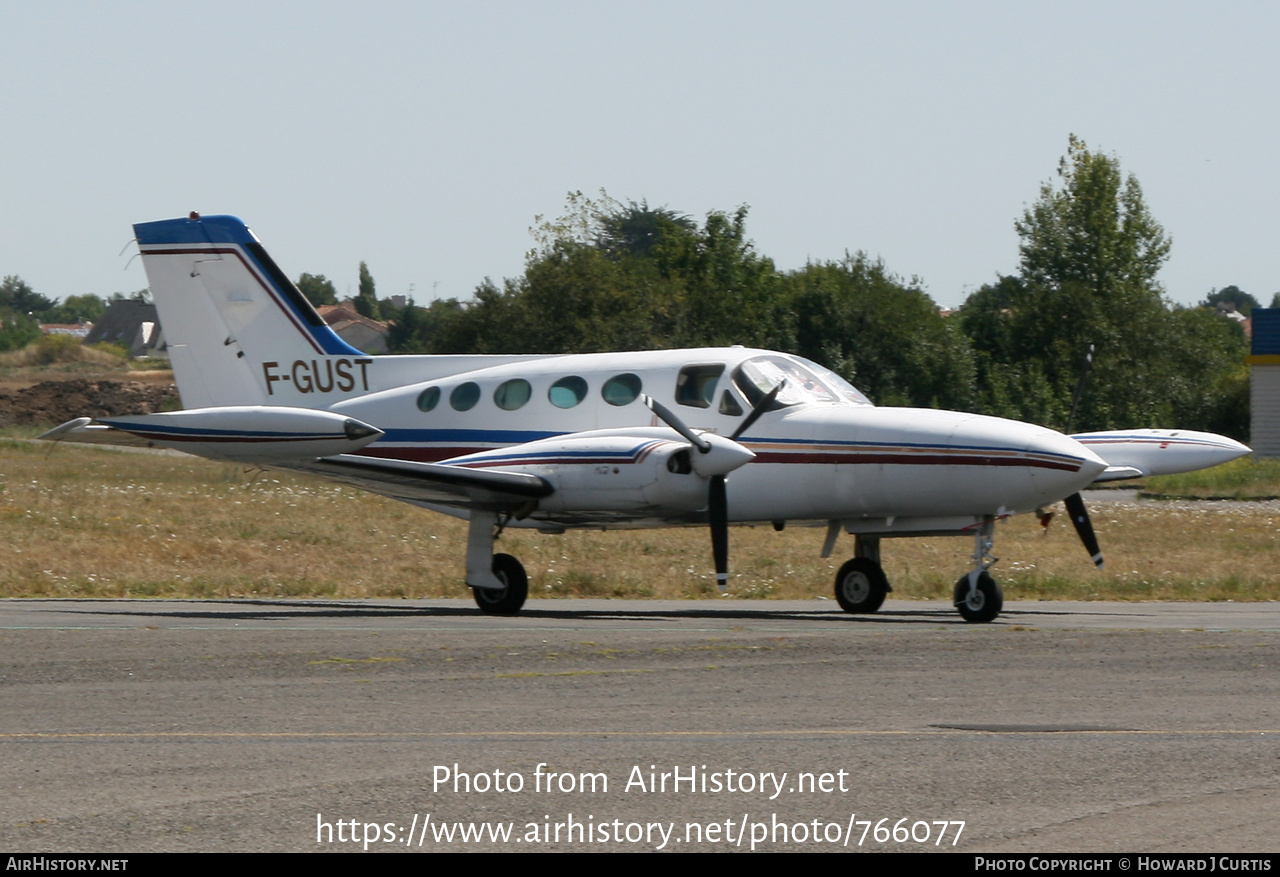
[{"left": 1, "top": 598, "right": 1277, "bottom": 852}]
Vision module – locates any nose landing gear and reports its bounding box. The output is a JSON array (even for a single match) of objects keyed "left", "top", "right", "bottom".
[{"left": 953, "top": 519, "right": 1002, "bottom": 623}]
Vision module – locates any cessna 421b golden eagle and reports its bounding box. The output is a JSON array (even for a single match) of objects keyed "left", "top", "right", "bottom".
[{"left": 42, "top": 215, "right": 1250, "bottom": 622}]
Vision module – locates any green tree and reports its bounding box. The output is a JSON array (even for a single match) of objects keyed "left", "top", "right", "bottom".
[
  {"left": 355, "top": 262, "right": 381, "bottom": 320},
  {"left": 1016, "top": 134, "right": 1171, "bottom": 303},
  {"left": 594, "top": 199, "right": 696, "bottom": 259},
  {"left": 786, "top": 255, "right": 975, "bottom": 408},
  {"left": 0, "top": 312, "right": 41, "bottom": 351},
  {"left": 1201, "top": 285, "right": 1259, "bottom": 316},
  {"left": 0, "top": 275, "right": 55, "bottom": 317},
  {"left": 297, "top": 273, "right": 338, "bottom": 306},
  {"left": 42, "top": 294, "right": 107, "bottom": 325},
  {"left": 437, "top": 194, "right": 785, "bottom": 355},
  {"left": 963, "top": 136, "right": 1193, "bottom": 430}
]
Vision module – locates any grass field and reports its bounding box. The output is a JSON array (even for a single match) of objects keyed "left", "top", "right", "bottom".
[
  {"left": 1143, "top": 456, "right": 1280, "bottom": 500},
  {"left": 2, "top": 437, "right": 1276, "bottom": 603}
]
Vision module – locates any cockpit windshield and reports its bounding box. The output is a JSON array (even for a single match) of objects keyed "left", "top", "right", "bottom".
[{"left": 731, "top": 354, "right": 873, "bottom": 410}]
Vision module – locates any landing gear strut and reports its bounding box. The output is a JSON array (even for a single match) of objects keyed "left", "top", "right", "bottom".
[
  {"left": 953, "top": 518, "right": 1002, "bottom": 623},
  {"left": 467, "top": 510, "right": 528, "bottom": 615}
]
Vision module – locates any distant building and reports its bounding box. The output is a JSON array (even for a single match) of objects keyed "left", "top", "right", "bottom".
[
  {"left": 40, "top": 321, "right": 94, "bottom": 338},
  {"left": 317, "top": 304, "right": 389, "bottom": 354},
  {"left": 1249, "top": 309, "right": 1280, "bottom": 457},
  {"left": 82, "top": 300, "right": 166, "bottom": 357}
]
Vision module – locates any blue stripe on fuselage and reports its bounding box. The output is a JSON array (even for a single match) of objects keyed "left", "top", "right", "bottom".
[{"left": 372, "top": 428, "right": 1079, "bottom": 461}]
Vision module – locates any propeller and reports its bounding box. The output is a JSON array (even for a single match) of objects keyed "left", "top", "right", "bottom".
[
  {"left": 1063, "top": 491, "right": 1104, "bottom": 568},
  {"left": 643, "top": 382, "right": 783, "bottom": 589},
  {"left": 1059, "top": 342, "right": 1104, "bottom": 567}
]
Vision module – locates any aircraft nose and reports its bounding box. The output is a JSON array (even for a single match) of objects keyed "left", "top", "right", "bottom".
[
  {"left": 1027, "top": 429, "right": 1107, "bottom": 502},
  {"left": 943, "top": 415, "right": 1107, "bottom": 511}
]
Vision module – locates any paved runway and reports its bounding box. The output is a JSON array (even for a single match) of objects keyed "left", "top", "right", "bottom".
[{"left": 1, "top": 598, "right": 1277, "bottom": 852}]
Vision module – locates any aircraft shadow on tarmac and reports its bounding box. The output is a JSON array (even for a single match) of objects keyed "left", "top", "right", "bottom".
[{"left": 31, "top": 599, "right": 1150, "bottom": 625}]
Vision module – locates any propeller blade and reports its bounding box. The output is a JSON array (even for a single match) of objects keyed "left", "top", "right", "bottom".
[
  {"left": 709, "top": 474, "right": 729, "bottom": 590},
  {"left": 730, "top": 380, "right": 786, "bottom": 441},
  {"left": 1063, "top": 492, "right": 1103, "bottom": 568},
  {"left": 642, "top": 394, "right": 710, "bottom": 453}
]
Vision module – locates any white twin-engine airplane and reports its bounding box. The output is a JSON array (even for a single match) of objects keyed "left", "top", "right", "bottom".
[{"left": 42, "top": 215, "right": 1251, "bottom": 623}]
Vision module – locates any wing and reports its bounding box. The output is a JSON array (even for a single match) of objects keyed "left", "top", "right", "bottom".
[
  {"left": 40, "top": 411, "right": 555, "bottom": 515},
  {"left": 42, "top": 413, "right": 737, "bottom": 526},
  {"left": 286, "top": 454, "right": 553, "bottom": 512}
]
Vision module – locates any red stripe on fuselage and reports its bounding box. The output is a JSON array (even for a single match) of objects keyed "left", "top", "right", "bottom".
[{"left": 749, "top": 451, "right": 1081, "bottom": 471}]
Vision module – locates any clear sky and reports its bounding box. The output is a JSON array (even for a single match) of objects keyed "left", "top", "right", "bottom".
[{"left": 2, "top": 1, "right": 1276, "bottom": 311}]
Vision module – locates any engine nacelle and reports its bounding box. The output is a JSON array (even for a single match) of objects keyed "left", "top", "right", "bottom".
[
  {"left": 447, "top": 429, "right": 723, "bottom": 513},
  {"left": 1071, "top": 428, "right": 1251, "bottom": 478}
]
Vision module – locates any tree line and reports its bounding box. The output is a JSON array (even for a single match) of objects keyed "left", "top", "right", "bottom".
[
  {"left": 0, "top": 279, "right": 150, "bottom": 352},
  {"left": 377, "top": 139, "right": 1252, "bottom": 438}
]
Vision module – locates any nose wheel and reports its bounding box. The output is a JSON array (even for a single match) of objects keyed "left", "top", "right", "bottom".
[
  {"left": 953, "top": 571, "right": 1002, "bottom": 623},
  {"left": 834, "top": 558, "right": 889, "bottom": 614}
]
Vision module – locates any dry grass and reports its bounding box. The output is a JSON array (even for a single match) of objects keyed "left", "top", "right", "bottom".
[
  {"left": 0, "top": 336, "right": 124, "bottom": 369},
  {"left": 2, "top": 438, "right": 1278, "bottom": 602},
  {"left": 0, "top": 338, "right": 172, "bottom": 387}
]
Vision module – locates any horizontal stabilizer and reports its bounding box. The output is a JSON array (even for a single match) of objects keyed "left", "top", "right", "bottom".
[
  {"left": 39, "top": 418, "right": 160, "bottom": 449},
  {"left": 42, "top": 407, "right": 384, "bottom": 463}
]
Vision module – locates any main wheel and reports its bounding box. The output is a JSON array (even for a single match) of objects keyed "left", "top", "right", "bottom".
[
  {"left": 834, "top": 558, "right": 889, "bottom": 614},
  {"left": 473, "top": 553, "right": 528, "bottom": 615},
  {"left": 953, "top": 571, "right": 1002, "bottom": 623}
]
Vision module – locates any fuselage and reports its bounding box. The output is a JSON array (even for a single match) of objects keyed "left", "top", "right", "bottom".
[{"left": 327, "top": 347, "right": 1106, "bottom": 527}]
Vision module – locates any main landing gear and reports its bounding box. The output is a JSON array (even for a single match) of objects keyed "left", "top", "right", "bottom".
[
  {"left": 466, "top": 511, "right": 529, "bottom": 615},
  {"left": 830, "top": 533, "right": 891, "bottom": 614},
  {"left": 473, "top": 553, "right": 528, "bottom": 615},
  {"left": 830, "top": 522, "right": 1005, "bottom": 623}
]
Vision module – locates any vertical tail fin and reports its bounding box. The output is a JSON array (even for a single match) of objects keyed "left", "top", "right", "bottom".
[{"left": 134, "top": 214, "right": 370, "bottom": 409}]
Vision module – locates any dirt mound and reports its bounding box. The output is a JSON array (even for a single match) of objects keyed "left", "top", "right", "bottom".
[{"left": 0, "top": 379, "right": 178, "bottom": 428}]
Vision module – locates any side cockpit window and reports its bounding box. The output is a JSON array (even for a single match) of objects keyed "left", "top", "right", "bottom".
[
  {"left": 674, "top": 364, "right": 724, "bottom": 409},
  {"left": 719, "top": 390, "right": 743, "bottom": 417}
]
